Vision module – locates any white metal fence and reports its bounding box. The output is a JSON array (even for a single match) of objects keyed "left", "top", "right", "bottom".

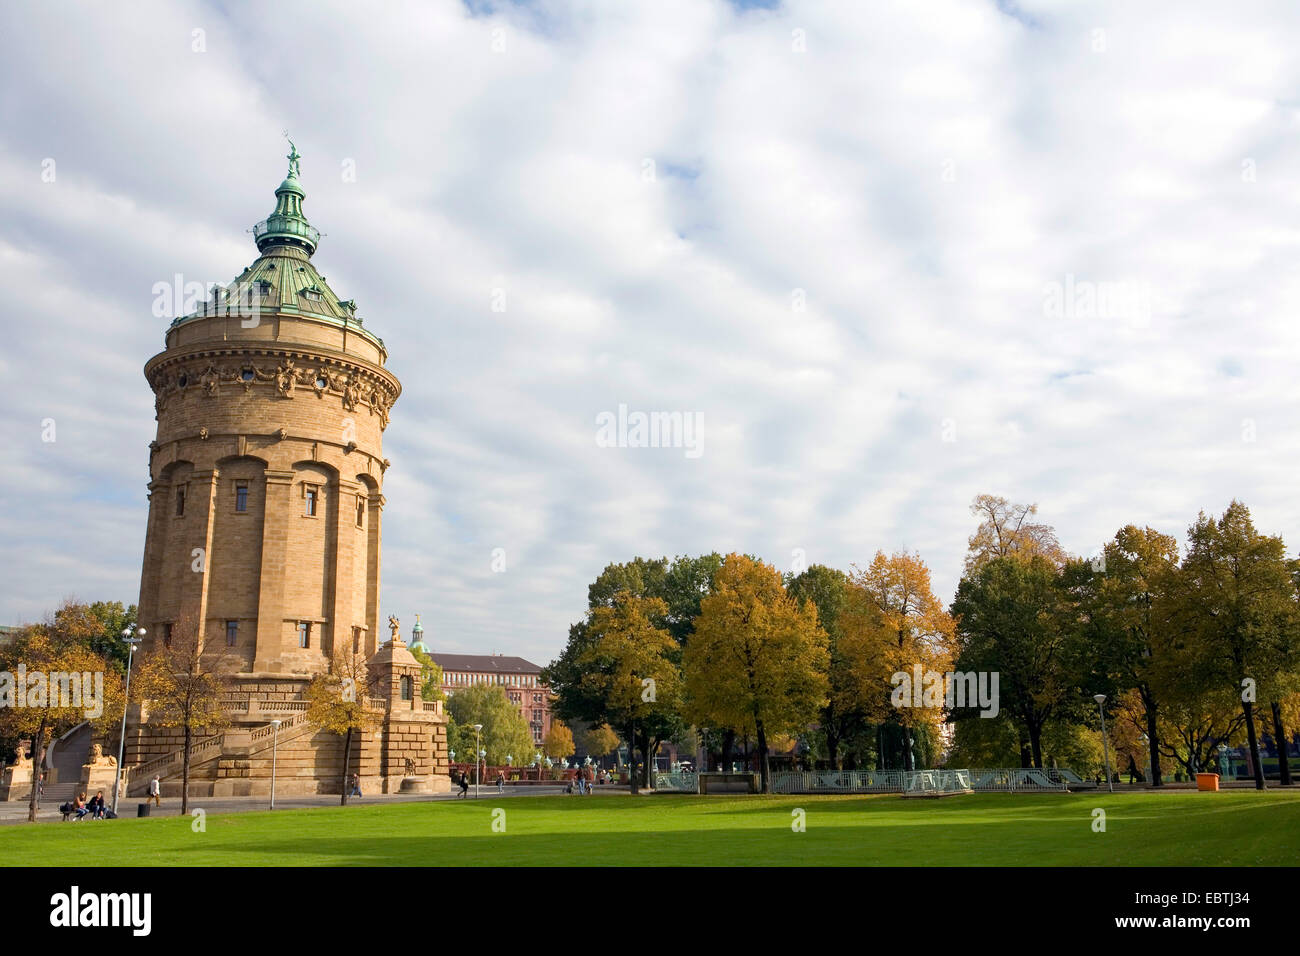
[
  {"left": 653, "top": 772, "right": 699, "bottom": 793},
  {"left": 966, "top": 768, "right": 1069, "bottom": 792},
  {"left": 768, "top": 767, "right": 1071, "bottom": 794},
  {"left": 654, "top": 767, "right": 1079, "bottom": 794}
]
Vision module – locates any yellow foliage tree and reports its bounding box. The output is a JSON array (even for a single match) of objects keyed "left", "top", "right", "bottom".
[
  {"left": 543, "top": 721, "right": 575, "bottom": 760},
  {"left": 578, "top": 592, "right": 681, "bottom": 792},
  {"left": 304, "top": 645, "right": 378, "bottom": 804},
  {"left": 0, "top": 604, "right": 126, "bottom": 822},
  {"left": 582, "top": 722, "right": 619, "bottom": 759},
  {"left": 683, "top": 554, "right": 828, "bottom": 792},
  {"left": 840, "top": 551, "right": 955, "bottom": 770}
]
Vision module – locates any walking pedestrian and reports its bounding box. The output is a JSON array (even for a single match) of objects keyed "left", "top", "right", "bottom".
[{"left": 148, "top": 774, "right": 161, "bottom": 807}]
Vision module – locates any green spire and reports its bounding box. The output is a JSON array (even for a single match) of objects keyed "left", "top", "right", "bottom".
[{"left": 253, "top": 135, "right": 319, "bottom": 256}]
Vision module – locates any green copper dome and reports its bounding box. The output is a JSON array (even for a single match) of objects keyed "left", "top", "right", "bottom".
[
  {"left": 410, "top": 614, "right": 429, "bottom": 654},
  {"left": 253, "top": 138, "right": 320, "bottom": 256},
  {"left": 168, "top": 142, "right": 384, "bottom": 356}
]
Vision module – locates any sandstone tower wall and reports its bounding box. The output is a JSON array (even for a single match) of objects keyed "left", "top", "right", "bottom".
[{"left": 120, "top": 146, "right": 448, "bottom": 798}]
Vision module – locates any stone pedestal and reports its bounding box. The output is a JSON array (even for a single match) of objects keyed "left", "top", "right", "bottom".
[
  {"left": 0, "top": 763, "right": 35, "bottom": 802},
  {"left": 82, "top": 763, "right": 122, "bottom": 800}
]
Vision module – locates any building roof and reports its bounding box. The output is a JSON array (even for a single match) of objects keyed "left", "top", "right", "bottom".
[
  {"left": 168, "top": 143, "right": 384, "bottom": 352},
  {"left": 431, "top": 653, "right": 544, "bottom": 676}
]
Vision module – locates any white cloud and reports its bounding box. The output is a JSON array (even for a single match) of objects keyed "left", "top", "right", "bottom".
[{"left": 3, "top": 0, "right": 1300, "bottom": 665}]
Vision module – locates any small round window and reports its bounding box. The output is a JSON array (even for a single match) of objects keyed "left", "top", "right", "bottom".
[
  {"left": 177, "top": 373, "right": 188, "bottom": 387},
  {"left": 315, "top": 376, "right": 328, "bottom": 389},
  {"left": 241, "top": 368, "right": 255, "bottom": 382}
]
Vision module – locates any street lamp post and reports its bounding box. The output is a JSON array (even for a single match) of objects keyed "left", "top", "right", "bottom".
[
  {"left": 111, "top": 625, "right": 146, "bottom": 815},
  {"left": 472, "top": 724, "right": 483, "bottom": 799},
  {"left": 1094, "top": 694, "right": 1113, "bottom": 793},
  {"left": 270, "top": 719, "right": 282, "bottom": 809}
]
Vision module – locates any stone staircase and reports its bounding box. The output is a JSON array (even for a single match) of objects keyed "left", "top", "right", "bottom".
[
  {"left": 127, "top": 708, "right": 316, "bottom": 796},
  {"left": 44, "top": 722, "right": 93, "bottom": 803}
]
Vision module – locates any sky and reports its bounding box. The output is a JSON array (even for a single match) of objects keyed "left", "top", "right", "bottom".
[{"left": 3, "top": 0, "right": 1300, "bottom": 666}]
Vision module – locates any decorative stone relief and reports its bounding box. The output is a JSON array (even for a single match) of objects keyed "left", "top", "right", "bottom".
[{"left": 149, "top": 356, "right": 396, "bottom": 427}]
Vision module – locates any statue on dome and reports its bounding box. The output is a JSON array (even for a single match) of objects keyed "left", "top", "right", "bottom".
[{"left": 285, "top": 133, "right": 301, "bottom": 178}]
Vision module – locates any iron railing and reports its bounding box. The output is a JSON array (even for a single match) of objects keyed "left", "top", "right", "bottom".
[{"left": 769, "top": 767, "right": 1071, "bottom": 794}]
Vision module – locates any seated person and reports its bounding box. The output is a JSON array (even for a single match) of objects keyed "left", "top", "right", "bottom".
[
  {"left": 87, "top": 791, "right": 106, "bottom": 819},
  {"left": 72, "top": 793, "right": 89, "bottom": 820}
]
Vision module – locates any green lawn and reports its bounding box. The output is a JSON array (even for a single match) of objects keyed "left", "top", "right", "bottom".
[{"left": 7, "top": 791, "right": 1299, "bottom": 866}]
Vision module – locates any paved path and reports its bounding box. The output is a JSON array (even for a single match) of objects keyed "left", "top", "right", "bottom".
[{"left": 0, "top": 784, "right": 629, "bottom": 826}]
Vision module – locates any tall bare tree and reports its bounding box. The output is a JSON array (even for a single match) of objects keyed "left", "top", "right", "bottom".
[
  {"left": 134, "top": 611, "right": 233, "bottom": 813},
  {"left": 965, "top": 494, "right": 1066, "bottom": 576}
]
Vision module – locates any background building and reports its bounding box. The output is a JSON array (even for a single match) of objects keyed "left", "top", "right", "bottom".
[{"left": 432, "top": 653, "right": 554, "bottom": 747}]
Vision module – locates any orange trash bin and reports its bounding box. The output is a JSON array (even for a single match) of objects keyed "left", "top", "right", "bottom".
[{"left": 1196, "top": 772, "right": 1220, "bottom": 792}]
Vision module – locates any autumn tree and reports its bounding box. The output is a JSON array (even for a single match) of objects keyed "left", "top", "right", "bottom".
[
  {"left": 581, "top": 723, "right": 619, "bottom": 760},
  {"left": 683, "top": 554, "right": 829, "bottom": 792},
  {"left": 543, "top": 721, "right": 575, "bottom": 760},
  {"left": 304, "top": 644, "right": 377, "bottom": 804},
  {"left": 840, "top": 552, "right": 955, "bottom": 770},
  {"left": 133, "top": 611, "right": 234, "bottom": 814},
  {"left": 0, "top": 603, "right": 126, "bottom": 822},
  {"left": 577, "top": 592, "right": 681, "bottom": 792},
  {"left": 964, "top": 494, "right": 1066, "bottom": 576}
]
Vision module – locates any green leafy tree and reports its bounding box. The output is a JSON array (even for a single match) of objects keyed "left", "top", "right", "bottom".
[
  {"left": 1179, "top": 502, "right": 1296, "bottom": 789},
  {"left": 445, "top": 684, "right": 534, "bottom": 768},
  {"left": 545, "top": 554, "right": 718, "bottom": 786},
  {"left": 55, "top": 601, "right": 140, "bottom": 673},
  {"left": 1066, "top": 526, "right": 1180, "bottom": 786},
  {"left": 408, "top": 645, "right": 446, "bottom": 702},
  {"left": 951, "top": 555, "right": 1077, "bottom": 768},
  {"left": 786, "top": 564, "right": 859, "bottom": 769}
]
